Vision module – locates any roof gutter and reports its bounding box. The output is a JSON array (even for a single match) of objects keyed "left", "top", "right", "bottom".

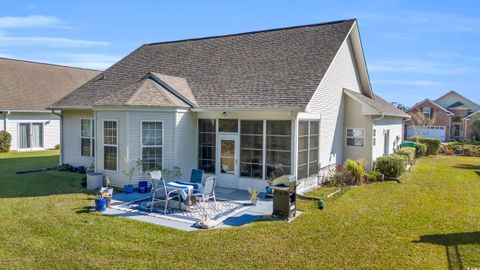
[{"left": 51, "top": 110, "right": 63, "bottom": 165}]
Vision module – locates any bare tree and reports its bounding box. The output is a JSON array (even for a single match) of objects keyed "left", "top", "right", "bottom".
[{"left": 408, "top": 111, "right": 437, "bottom": 138}]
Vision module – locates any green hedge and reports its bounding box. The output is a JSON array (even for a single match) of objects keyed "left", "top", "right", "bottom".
[
  {"left": 415, "top": 143, "right": 427, "bottom": 157},
  {"left": 0, "top": 130, "right": 11, "bottom": 153},
  {"left": 375, "top": 155, "right": 406, "bottom": 178},
  {"left": 411, "top": 137, "right": 441, "bottom": 155},
  {"left": 396, "top": 147, "right": 415, "bottom": 164}
]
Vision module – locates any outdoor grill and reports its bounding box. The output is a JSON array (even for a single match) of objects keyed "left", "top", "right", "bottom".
[{"left": 272, "top": 176, "right": 296, "bottom": 220}]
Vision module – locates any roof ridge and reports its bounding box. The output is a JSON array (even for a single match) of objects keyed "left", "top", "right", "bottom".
[
  {"left": 0, "top": 57, "right": 101, "bottom": 72},
  {"left": 145, "top": 18, "right": 356, "bottom": 46}
]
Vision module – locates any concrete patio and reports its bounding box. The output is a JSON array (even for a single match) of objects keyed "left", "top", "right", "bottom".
[{"left": 102, "top": 188, "right": 273, "bottom": 231}]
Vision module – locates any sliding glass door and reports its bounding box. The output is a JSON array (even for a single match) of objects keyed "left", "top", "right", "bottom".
[{"left": 19, "top": 123, "right": 44, "bottom": 149}]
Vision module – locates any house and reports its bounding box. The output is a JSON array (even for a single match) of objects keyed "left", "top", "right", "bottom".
[
  {"left": 0, "top": 58, "right": 99, "bottom": 151},
  {"left": 406, "top": 90, "right": 480, "bottom": 141},
  {"left": 49, "top": 19, "right": 409, "bottom": 192}
]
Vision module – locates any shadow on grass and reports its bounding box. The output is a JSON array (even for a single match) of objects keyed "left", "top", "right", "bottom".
[
  {"left": 413, "top": 231, "right": 480, "bottom": 270},
  {"left": 0, "top": 154, "right": 88, "bottom": 198},
  {"left": 452, "top": 164, "right": 480, "bottom": 177}
]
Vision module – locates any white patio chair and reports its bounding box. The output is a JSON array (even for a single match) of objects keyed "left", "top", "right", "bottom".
[
  {"left": 149, "top": 170, "right": 180, "bottom": 214},
  {"left": 192, "top": 176, "right": 217, "bottom": 214}
]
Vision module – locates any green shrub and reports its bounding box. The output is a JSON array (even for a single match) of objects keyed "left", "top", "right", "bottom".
[
  {"left": 54, "top": 144, "right": 60, "bottom": 150},
  {"left": 396, "top": 147, "right": 415, "bottom": 164},
  {"left": 415, "top": 143, "right": 427, "bottom": 157},
  {"left": 0, "top": 130, "right": 11, "bottom": 153},
  {"left": 365, "top": 171, "right": 380, "bottom": 182},
  {"left": 411, "top": 137, "right": 441, "bottom": 155},
  {"left": 344, "top": 159, "right": 365, "bottom": 185},
  {"left": 375, "top": 155, "right": 406, "bottom": 178}
]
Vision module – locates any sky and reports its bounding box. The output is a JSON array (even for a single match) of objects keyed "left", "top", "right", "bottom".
[{"left": 0, "top": 0, "right": 479, "bottom": 107}]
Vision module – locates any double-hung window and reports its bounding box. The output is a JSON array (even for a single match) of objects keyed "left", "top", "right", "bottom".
[
  {"left": 81, "top": 119, "right": 95, "bottom": 157},
  {"left": 103, "top": 121, "right": 117, "bottom": 171},
  {"left": 141, "top": 122, "right": 163, "bottom": 172},
  {"left": 346, "top": 128, "right": 365, "bottom": 147},
  {"left": 423, "top": 107, "right": 431, "bottom": 119},
  {"left": 297, "top": 120, "right": 320, "bottom": 180}
]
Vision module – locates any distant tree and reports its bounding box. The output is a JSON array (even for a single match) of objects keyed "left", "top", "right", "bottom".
[
  {"left": 409, "top": 111, "right": 437, "bottom": 138},
  {"left": 391, "top": 102, "right": 409, "bottom": 112},
  {"left": 472, "top": 113, "right": 480, "bottom": 140}
]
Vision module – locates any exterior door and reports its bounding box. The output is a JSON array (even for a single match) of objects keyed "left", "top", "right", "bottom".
[
  {"left": 216, "top": 134, "right": 239, "bottom": 189},
  {"left": 19, "top": 123, "right": 31, "bottom": 149},
  {"left": 18, "top": 123, "right": 44, "bottom": 150},
  {"left": 383, "top": 129, "right": 390, "bottom": 156}
]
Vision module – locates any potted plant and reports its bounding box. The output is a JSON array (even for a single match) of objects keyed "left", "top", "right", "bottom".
[
  {"left": 94, "top": 192, "right": 110, "bottom": 211},
  {"left": 248, "top": 188, "right": 259, "bottom": 205},
  {"left": 100, "top": 176, "right": 114, "bottom": 196},
  {"left": 122, "top": 159, "right": 138, "bottom": 194}
]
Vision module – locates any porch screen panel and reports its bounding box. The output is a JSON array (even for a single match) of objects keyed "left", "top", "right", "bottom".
[
  {"left": 198, "top": 119, "right": 216, "bottom": 173},
  {"left": 297, "top": 121, "right": 309, "bottom": 180},
  {"left": 266, "top": 120, "right": 291, "bottom": 178},
  {"left": 141, "top": 122, "right": 163, "bottom": 172},
  {"left": 240, "top": 120, "right": 263, "bottom": 178},
  {"left": 308, "top": 121, "right": 319, "bottom": 177}
]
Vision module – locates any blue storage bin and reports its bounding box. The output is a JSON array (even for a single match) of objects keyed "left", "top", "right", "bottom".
[
  {"left": 94, "top": 197, "right": 107, "bottom": 211},
  {"left": 138, "top": 181, "right": 149, "bottom": 193}
]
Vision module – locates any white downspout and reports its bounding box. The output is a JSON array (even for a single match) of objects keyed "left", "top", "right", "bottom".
[
  {"left": 3, "top": 110, "right": 10, "bottom": 131},
  {"left": 51, "top": 110, "right": 62, "bottom": 165}
]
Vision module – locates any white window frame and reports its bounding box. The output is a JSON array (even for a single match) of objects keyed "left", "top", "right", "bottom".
[
  {"left": 423, "top": 107, "right": 431, "bottom": 119},
  {"left": 140, "top": 120, "right": 164, "bottom": 172},
  {"left": 17, "top": 121, "right": 45, "bottom": 150},
  {"left": 80, "top": 118, "right": 94, "bottom": 157},
  {"left": 297, "top": 119, "right": 320, "bottom": 180},
  {"left": 103, "top": 120, "right": 118, "bottom": 172},
  {"left": 346, "top": 128, "right": 365, "bottom": 147}
]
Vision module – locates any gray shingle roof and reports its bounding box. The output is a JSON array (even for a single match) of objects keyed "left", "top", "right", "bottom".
[
  {"left": 51, "top": 19, "right": 356, "bottom": 109},
  {"left": 346, "top": 89, "right": 410, "bottom": 118},
  {"left": 0, "top": 58, "right": 99, "bottom": 111}
]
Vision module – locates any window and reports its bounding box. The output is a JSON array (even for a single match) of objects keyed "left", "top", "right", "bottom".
[
  {"left": 103, "top": 121, "right": 117, "bottom": 171},
  {"left": 19, "top": 123, "right": 44, "bottom": 149},
  {"left": 141, "top": 122, "right": 162, "bottom": 172},
  {"left": 266, "top": 121, "right": 291, "bottom": 178},
  {"left": 373, "top": 129, "right": 376, "bottom": 146},
  {"left": 219, "top": 119, "right": 238, "bottom": 132},
  {"left": 240, "top": 120, "right": 263, "bottom": 178},
  {"left": 297, "top": 120, "right": 320, "bottom": 180},
  {"left": 423, "top": 107, "right": 431, "bottom": 119},
  {"left": 198, "top": 119, "right": 216, "bottom": 173},
  {"left": 346, "top": 128, "right": 365, "bottom": 147},
  {"left": 81, "top": 119, "right": 94, "bottom": 157}
]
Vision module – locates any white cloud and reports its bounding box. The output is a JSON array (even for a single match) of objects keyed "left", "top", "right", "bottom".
[
  {"left": 0, "top": 31, "right": 109, "bottom": 47},
  {"left": 369, "top": 59, "right": 477, "bottom": 75},
  {"left": 54, "top": 53, "right": 120, "bottom": 70},
  {"left": 0, "top": 15, "right": 63, "bottom": 28}
]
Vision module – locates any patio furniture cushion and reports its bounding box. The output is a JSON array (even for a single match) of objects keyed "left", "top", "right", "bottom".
[
  {"left": 165, "top": 182, "right": 194, "bottom": 200},
  {"left": 175, "top": 181, "right": 202, "bottom": 191},
  {"left": 190, "top": 169, "right": 203, "bottom": 183}
]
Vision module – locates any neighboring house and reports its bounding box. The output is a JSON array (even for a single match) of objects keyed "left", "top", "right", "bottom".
[
  {"left": 49, "top": 19, "right": 409, "bottom": 192},
  {"left": 406, "top": 90, "right": 480, "bottom": 141},
  {"left": 0, "top": 58, "right": 99, "bottom": 151}
]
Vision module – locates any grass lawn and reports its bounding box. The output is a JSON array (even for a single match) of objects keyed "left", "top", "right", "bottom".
[{"left": 0, "top": 151, "right": 479, "bottom": 269}]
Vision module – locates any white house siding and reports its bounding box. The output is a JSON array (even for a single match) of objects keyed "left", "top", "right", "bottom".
[
  {"left": 372, "top": 116, "right": 404, "bottom": 161},
  {"left": 343, "top": 95, "right": 373, "bottom": 167},
  {"left": 62, "top": 110, "right": 94, "bottom": 167},
  {"left": 6, "top": 112, "right": 60, "bottom": 151},
  {"left": 95, "top": 109, "right": 176, "bottom": 188},
  {"left": 174, "top": 110, "right": 197, "bottom": 181},
  {"left": 306, "top": 37, "right": 363, "bottom": 169}
]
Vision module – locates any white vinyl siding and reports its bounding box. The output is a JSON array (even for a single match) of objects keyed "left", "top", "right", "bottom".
[
  {"left": 305, "top": 37, "right": 363, "bottom": 169},
  {"left": 373, "top": 116, "right": 404, "bottom": 160},
  {"left": 174, "top": 111, "right": 197, "bottom": 179},
  {"left": 62, "top": 110, "right": 94, "bottom": 167},
  {"left": 5, "top": 112, "right": 60, "bottom": 151}
]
